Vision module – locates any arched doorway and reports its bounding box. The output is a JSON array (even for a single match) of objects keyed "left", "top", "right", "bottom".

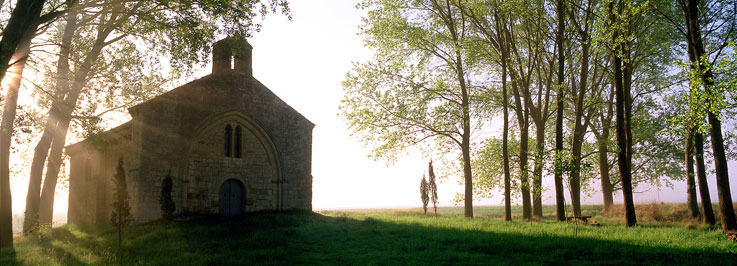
[{"left": 219, "top": 179, "right": 244, "bottom": 216}]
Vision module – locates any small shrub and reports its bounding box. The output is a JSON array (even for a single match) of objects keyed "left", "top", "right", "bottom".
[{"left": 646, "top": 202, "right": 665, "bottom": 222}]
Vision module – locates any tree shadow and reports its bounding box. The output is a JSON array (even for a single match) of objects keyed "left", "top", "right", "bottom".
[
  {"left": 121, "top": 211, "right": 737, "bottom": 265},
  {"left": 18, "top": 211, "right": 737, "bottom": 265},
  {"left": 0, "top": 244, "right": 17, "bottom": 265}
]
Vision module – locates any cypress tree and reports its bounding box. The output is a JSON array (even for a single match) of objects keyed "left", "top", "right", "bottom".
[
  {"left": 111, "top": 158, "right": 132, "bottom": 247},
  {"left": 160, "top": 168, "right": 175, "bottom": 224}
]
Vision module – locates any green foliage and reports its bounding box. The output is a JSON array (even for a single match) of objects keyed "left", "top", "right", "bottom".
[
  {"left": 420, "top": 174, "right": 429, "bottom": 215},
  {"left": 341, "top": 0, "right": 488, "bottom": 163},
  {"left": 111, "top": 158, "right": 131, "bottom": 246},
  {"left": 472, "top": 136, "right": 518, "bottom": 202},
  {"left": 160, "top": 168, "right": 175, "bottom": 223}
]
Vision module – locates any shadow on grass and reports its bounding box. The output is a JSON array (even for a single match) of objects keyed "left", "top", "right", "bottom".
[
  {"left": 37, "top": 228, "right": 86, "bottom": 266},
  {"left": 19, "top": 211, "right": 737, "bottom": 265},
  {"left": 0, "top": 243, "right": 17, "bottom": 265}
]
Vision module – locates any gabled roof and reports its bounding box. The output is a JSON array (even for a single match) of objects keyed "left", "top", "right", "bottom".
[{"left": 65, "top": 121, "right": 132, "bottom": 154}]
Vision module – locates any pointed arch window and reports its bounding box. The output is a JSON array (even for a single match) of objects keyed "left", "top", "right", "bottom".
[
  {"left": 225, "top": 124, "right": 233, "bottom": 157},
  {"left": 235, "top": 125, "right": 242, "bottom": 158}
]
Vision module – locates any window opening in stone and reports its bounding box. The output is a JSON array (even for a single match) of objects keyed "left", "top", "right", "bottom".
[
  {"left": 235, "top": 125, "right": 242, "bottom": 158},
  {"left": 225, "top": 124, "right": 232, "bottom": 157}
]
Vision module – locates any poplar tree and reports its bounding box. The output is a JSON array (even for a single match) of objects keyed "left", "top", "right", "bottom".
[
  {"left": 428, "top": 160, "right": 438, "bottom": 216},
  {"left": 420, "top": 174, "right": 429, "bottom": 215}
]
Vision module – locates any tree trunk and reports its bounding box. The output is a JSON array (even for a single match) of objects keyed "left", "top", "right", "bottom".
[
  {"left": 596, "top": 95, "right": 614, "bottom": 213},
  {"left": 598, "top": 137, "right": 614, "bottom": 213},
  {"left": 569, "top": 143, "right": 582, "bottom": 216},
  {"left": 453, "top": 46, "right": 473, "bottom": 218},
  {"left": 23, "top": 10, "right": 81, "bottom": 233},
  {"left": 694, "top": 132, "right": 715, "bottom": 225},
  {"left": 707, "top": 113, "right": 736, "bottom": 230},
  {"left": 532, "top": 122, "right": 544, "bottom": 217},
  {"left": 37, "top": 7, "right": 79, "bottom": 226},
  {"left": 685, "top": 131, "right": 700, "bottom": 219},
  {"left": 610, "top": 0, "right": 636, "bottom": 227},
  {"left": 682, "top": 0, "right": 736, "bottom": 231},
  {"left": 0, "top": 0, "right": 47, "bottom": 82},
  {"left": 519, "top": 120, "right": 530, "bottom": 221},
  {"left": 0, "top": 17, "right": 39, "bottom": 247},
  {"left": 27, "top": 5, "right": 114, "bottom": 231},
  {"left": 501, "top": 35, "right": 511, "bottom": 222},
  {"left": 38, "top": 119, "right": 71, "bottom": 224},
  {"left": 569, "top": 30, "right": 591, "bottom": 217},
  {"left": 510, "top": 76, "right": 531, "bottom": 220},
  {"left": 553, "top": 0, "right": 566, "bottom": 222}
]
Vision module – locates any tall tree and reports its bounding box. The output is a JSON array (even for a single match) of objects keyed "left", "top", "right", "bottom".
[
  {"left": 553, "top": 0, "right": 567, "bottom": 222},
  {"left": 0, "top": 20, "right": 38, "bottom": 247},
  {"left": 503, "top": 0, "right": 549, "bottom": 220},
  {"left": 457, "top": 0, "right": 513, "bottom": 221},
  {"left": 525, "top": 1, "right": 555, "bottom": 218},
  {"left": 607, "top": 0, "right": 636, "bottom": 227},
  {"left": 678, "top": 0, "right": 737, "bottom": 231},
  {"left": 342, "top": 0, "right": 482, "bottom": 218},
  {"left": 23, "top": 1, "right": 79, "bottom": 232},
  {"left": 0, "top": 0, "right": 49, "bottom": 247},
  {"left": 566, "top": 0, "right": 600, "bottom": 216}
]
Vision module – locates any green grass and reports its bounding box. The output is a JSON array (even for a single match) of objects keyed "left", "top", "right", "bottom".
[{"left": 1, "top": 205, "right": 736, "bottom": 265}]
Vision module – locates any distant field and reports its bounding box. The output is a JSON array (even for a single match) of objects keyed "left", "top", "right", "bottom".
[{"left": 1, "top": 204, "right": 736, "bottom": 265}]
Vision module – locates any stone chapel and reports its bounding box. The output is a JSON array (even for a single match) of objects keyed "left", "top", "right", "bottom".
[{"left": 66, "top": 38, "right": 314, "bottom": 224}]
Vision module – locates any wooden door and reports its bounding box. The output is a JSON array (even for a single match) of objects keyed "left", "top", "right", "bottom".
[{"left": 219, "top": 179, "right": 244, "bottom": 216}]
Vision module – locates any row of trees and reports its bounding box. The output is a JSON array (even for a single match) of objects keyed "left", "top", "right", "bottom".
[
  {"left": 341, "top": 0, "right": 736, "bottom": 230},
  {"left": 0, "top": 0, "right": 291, "bottom": 247}
]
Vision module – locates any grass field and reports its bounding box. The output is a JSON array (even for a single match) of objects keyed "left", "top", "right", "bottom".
[{"left": 1, "top": 204, "right": 736, "bottom": 265}]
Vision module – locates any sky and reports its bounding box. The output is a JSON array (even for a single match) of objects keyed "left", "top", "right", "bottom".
[{"left": 8, "top": 0, "right": 737, "bottom": 217}]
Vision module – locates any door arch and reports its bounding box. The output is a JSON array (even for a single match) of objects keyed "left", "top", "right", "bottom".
[{"left": 219, "top": 179, "right": 244, "bottom": 216}]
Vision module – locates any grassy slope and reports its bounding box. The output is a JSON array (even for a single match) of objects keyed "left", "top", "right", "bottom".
[{"left": 1, "top": 205, "right": 736, "bottom": 265}]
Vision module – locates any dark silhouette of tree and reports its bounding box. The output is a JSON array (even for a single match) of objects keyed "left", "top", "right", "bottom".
[
  {"left": 420, "top": 174, "right": 429, "bottom": 215},
  {"left": 608, "top": 0, "right": 637, "bottom": 227},
  {"left": 694, "top": 132, "right": 715, "bottom": 225},
  {"left": 678, "top": 0, "right": 736, "bottom": 231},
  {"left": 160, "top": 168, "right": 175, "bottom": 224},
  {"left": 111, "top": 158, "right": 132, "bottom": 246},
  {"left": 553, "top": 0, "right": 567, "bottom": 222},
  {"left": 684, "top": 132, "right": 700, "bottom": 219},
  {"left": 0, "top": 0, "right": 49, "bottom": 248}
]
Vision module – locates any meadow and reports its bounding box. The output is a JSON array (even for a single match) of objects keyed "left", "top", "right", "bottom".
[{"left": 1, "top": 204, "right": 735, "bottom": 265}]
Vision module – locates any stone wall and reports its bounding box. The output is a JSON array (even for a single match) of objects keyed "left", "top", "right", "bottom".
[
  {"left": 126, "top": 70, "right": 313, "bottom": 222},
  {"left": 69, "top": 50, "right": 313, "bottom": 224},
  {"left": 67, "top": 124, "right": 132, "bottom": 224}
]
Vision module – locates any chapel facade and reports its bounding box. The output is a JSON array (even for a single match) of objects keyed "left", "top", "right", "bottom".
[{"left": 66, "top": 38, "right": 314, "bottom": 224}]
